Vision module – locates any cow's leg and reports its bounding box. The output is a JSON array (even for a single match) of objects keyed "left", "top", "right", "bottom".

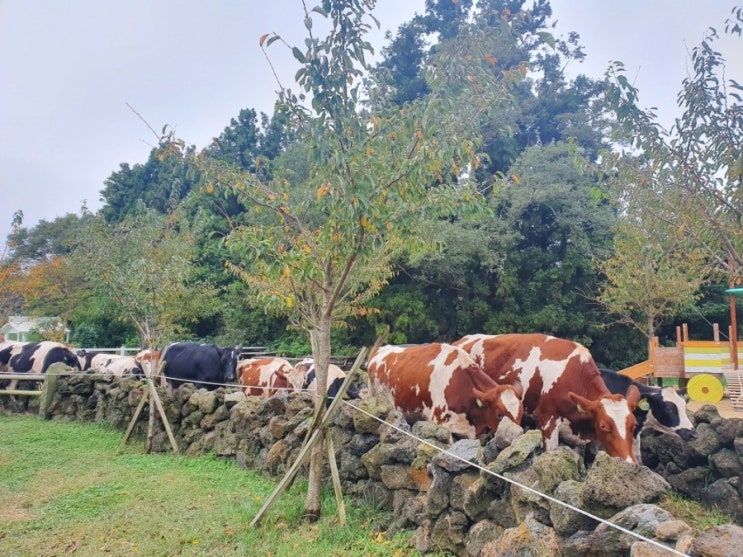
[
  {"left": 5, "top": 377, "right": 21, "bottom": 411},
  {"left": 540, "top": 415, "right": 561, "bottom": 452},
  {"left": 632, "top": 435, "right": 643, "bottom": 464}
]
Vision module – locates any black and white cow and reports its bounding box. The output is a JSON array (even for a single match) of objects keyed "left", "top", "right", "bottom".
[
  {"left": 4, "top": 341, "right": 81, "bottom": 408},
  {"left": 76, "top": 350, "right": 144, "bottom": 377},
  {"left": 8, "top": 341, "right": 81, "bottom": 374},
  {"left": 159, "top": 342, "right": 242, "bottom": 393},
  {"left": 0, "top": 341, "right": 29, "bottom": 371},
  {"left": 294, "top": 357, "right": 363, "bottom": 405},
  {"left": 599, "top": 368, "right": 696, "bottom": 461}
]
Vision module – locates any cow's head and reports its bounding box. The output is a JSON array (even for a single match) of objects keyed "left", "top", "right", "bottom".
[
  {"left": 221, "top": 346, "right": 242, "bottom": 384},
  {"left": 473, "top": 382, "right": 525, "bottom": 434},
  {"left": 76, "top": 349, "right": 91, "bottom": 370},
  {"left": 570, "top": 385, "right": 640, "bottom": 464},
  {"left": 644, "top": 387, "right": 697, "bottom": 441},
  {"left": 284, "top": 365, "right": 307, "bottom": 392},
  {"left": 63, "top": 347, "right": 82, "bottom": 370}
]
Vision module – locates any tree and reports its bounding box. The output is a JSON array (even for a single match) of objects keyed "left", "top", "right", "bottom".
[
  {"left": 74, "top": 207, "right": 220, "bottom": 350},
  {"left": 603, "top": 7, "right": 743, "bottom": 286},
  {"left": 16, "top": 256, "right": 87, "bottom": 323},
  {"left": 596, "top": 217, "right": 707, "bottom": 342},
  {"left": 202, "top": 0, "right": 521, "bottom": 519},
  {"left": 600, "top": 7, "right": 743, "bottom": 357},
  {"left": 100, "top": 143, "right": 201, "bottom": 224}
]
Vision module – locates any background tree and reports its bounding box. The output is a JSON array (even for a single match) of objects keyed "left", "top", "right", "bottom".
[
  {"left": 596, "top": 215, "right": 708, "bottom": 343},
  {"left": 603, "top": 7, "right": 743, "bottom": 290},
  {"left": 74, "top": 207, "right": 220, "bottom": 350}
]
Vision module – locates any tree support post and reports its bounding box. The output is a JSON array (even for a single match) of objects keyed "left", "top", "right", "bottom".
[
  {"left": 118, "top": 369, "right": 179, "bottom": 454},
  {"left": 250, "top": 347, "right": 368, "bottom": 527}
]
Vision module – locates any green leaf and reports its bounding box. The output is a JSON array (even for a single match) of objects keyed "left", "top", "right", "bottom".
[{"left": 292, "top": 47, "right": 306, "bottom": 63}]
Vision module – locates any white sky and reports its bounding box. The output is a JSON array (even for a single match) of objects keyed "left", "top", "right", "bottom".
[{"left": 1, "top": 1, "right": 740, "bottom": 250}]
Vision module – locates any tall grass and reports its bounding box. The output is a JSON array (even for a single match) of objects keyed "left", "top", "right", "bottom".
[{"left": 0, "top": 414, "right": 430, "bottom": 556}]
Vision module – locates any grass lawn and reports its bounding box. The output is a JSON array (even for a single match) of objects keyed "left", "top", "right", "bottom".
[{"left": 0, "top": 414, "right": 429, "bottom": 556}]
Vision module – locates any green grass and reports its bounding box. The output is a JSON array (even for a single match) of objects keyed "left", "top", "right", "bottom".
[
  {"left": 0, "top": 414, "right": 428, "bottom": 557},
  {"left": 660, "top": 492, "right": 735, "bottom": 533}
]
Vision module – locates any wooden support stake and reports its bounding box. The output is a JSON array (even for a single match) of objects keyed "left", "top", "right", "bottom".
[
  {"left": 251, "top": 347, "right": 368, "bottom": 527},
  {"left": 119, "top": 387, "right": 149, "bottom": 451},
  {"left": 326, "top": 431, "right": 346, "bottom": 525},
  {"left": 148, "top": 377, "right": 179, "bottom": 454},
  {"left": 119, "top": 375, "right": 179, "bottom": 455},
  {"left": 250, "top": 428, "right": 324, "bottom": 528}
]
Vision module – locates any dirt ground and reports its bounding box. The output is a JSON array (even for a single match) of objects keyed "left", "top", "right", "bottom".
[{"left": 687, "top": 396, "right": 742, "bottom": 419}]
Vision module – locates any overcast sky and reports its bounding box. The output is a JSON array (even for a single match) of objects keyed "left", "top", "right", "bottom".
[{"left": 1, "top": 1, "right": 740, "bottom": 251}]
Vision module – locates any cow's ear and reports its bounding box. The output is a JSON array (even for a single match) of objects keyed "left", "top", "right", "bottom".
[
  {"left": 625, "top": 384, "right": 641, "bottom": 408},
  {"left": 569, "top": 392, "right": 594, "bottom": 415}
]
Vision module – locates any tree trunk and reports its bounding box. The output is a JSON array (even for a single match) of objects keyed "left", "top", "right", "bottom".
[{"left": 304, "top": 311, "right": 332, "bottom": 520}]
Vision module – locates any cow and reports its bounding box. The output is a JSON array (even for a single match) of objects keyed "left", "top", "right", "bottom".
[
  {"left": 238, "top": 357, "right": 306, "bottom": 397},
  {"left": 134, "top": 349, "right": 161, "bottom": 376},
  {"left": 0, "top": 341, "right": 29, "bottom": 371},
  {"left": 8, "top": 341, "right": 81, "bottom": 374},
  {"left": 599, "top": 368, "right": 696, "bottom": 462},
  {"left": 159, "top": 342, "right": 242, "bottom": 393},
  {"left": 294, "top": 357, "right": 364, "bottom": 405},
  {"left": 5, "top": 341, "right": 81, "bottom": 409},
  {"left": 76, "top": 350, "right": 144, "bottom": 377},
  {"left": 453, "top": 333, "right": 641, "bottom": 463},
  {"left": 366, "top": 343, "right": 524, "bottom": 439}
]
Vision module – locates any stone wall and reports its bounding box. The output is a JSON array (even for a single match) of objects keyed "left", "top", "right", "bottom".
[{"left": 29, "top": 370, "right": 743, "bottom": 556}]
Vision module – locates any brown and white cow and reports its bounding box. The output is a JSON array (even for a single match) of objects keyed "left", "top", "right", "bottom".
[
  {"left": 238, "top": 357, "right": 306, "bottom": 397},
  {"left": 366, "top": 343, "right": 524, "bottom": 439},
  {"left": 453, "top": 333, "right": 641, "bottom": 463},
  {"left": 134, "top": 349, "right": 161, "bottom": 376}
]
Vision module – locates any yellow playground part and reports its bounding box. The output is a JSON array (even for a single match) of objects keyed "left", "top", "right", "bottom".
[{"left": 619, "top": 323, "right": 742, "bottom": 388}]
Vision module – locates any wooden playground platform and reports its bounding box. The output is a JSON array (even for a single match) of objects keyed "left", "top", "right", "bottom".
[{"left": 618, "top": 323, "right": 743, "bottom": 414}]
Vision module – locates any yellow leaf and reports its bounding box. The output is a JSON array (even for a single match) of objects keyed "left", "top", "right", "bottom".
[
  {"left": 316, "top": 183, "right": 330, "bottom": 200},
  {"left": 206, "top": 183, "right": 214, "bottom": 193},
  {"left": 510, "top": 174, "right": 520, "bottom": 184},
  {"left": 285, "top": 296, "right": 294, "bottom": 308}
]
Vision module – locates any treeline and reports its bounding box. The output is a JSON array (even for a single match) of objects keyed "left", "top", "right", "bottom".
[{"left": 1, "top": 0, "right": 740, "bottom": 370}]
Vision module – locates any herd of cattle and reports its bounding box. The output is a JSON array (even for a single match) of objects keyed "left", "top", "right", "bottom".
[{"left": 0, "top": 333, "right": 697, "bottom": 464}]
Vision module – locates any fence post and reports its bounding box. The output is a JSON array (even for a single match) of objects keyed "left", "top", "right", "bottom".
[{"left": 39, "top": 365, "right": 63, "bottom": 419}]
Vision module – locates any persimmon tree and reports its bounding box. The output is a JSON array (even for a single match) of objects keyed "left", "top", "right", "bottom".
[{"left": 201, "top": 1, "right": 529, "bottom": 519}]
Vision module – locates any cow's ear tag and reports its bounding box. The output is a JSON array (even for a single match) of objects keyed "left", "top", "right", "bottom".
[
  {"left": 576, "top": 403, "right": 585, "bottom": 414},
  {"left": 475, "top": 398, "right": 483, "bottom": 408},
  {"left": 638, "top": 398, "right": 650, "bottom": 411}
]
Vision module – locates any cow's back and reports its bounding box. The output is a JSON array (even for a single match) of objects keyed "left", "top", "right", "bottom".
[
  {"left": 367, "top": 344, "right": 436, "bottom": 417},
  {"left": 454, "top": 333, "right": 607, "bottom": 416},
  {"left": 9, "top": 341, "right": 79, "bottom": 373},
  {"left": 161, "top": 342, "right": 221, "bottom": 388},
  {"left": 238, "top": 357, "right": 295, "bottom": 396}
]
